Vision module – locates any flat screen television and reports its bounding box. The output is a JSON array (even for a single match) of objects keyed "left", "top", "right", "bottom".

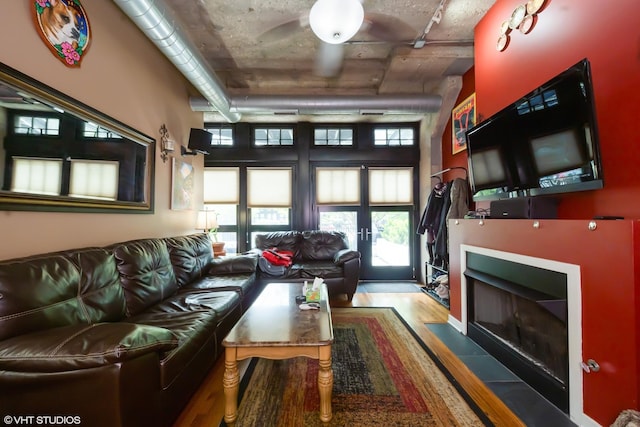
[{"left": 466, "top": 58, "right": 603, "bottom": 201}]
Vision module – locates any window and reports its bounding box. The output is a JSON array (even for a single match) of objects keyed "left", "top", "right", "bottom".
[
  {"left": 83, "top": 122, "right": 122, "bottom": 139},
  {"left": 247, "top": 167, "right": 293, "bottom": 240},
  {"left": 247, "top": 168, "right": 292, "bottom": 207},
  {"left": 204, "top": 168, "right": 240, "bottom": 204},
  {"left": 14, "top": 116, "right": 60, "bottom": 136},
  {"left": 316, "top": 167, "right": 360, "bottom": 205},
  {"left": 254, "top": 128, "right": 294, "bottom": 146},
  {"left": 314, "top": 127, "right": 353, "bottom": 146},
  {"left": 203, "top": 167, "right": 240, "bottom": 255},
  {"left": 69, "top": 159, "right": 119, "bottom": 200},
  {"left": 11, "top": 157, "right": 62, "bottom": 195},
  {"left": 373, "top": 127, "right": 414, "bottom": 146},
  {"left": 205, "top": 126, "right": 234, "bottom": 146},
  {"left": 368, "top": 167, "right": 413, "bottom": 205}
]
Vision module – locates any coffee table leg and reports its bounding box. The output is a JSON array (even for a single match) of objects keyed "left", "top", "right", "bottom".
[
  {"left": 318, "top": 345, "right": 333, "bottom": 423},
  {"left": 223, "top": 348, "right": 240, "bottom": 425}
]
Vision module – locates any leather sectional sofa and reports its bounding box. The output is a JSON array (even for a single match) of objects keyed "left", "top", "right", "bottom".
[
  {"left": 254, "top": 230, "right": 361, "bottom": 300},
  {"left": 0, "top": 233, "right": 260, "bottom": 427}
]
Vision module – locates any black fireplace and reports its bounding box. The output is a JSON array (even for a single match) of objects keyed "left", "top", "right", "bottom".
[{"left": 465, "top": 252, "right": 569, "bottom": 413}]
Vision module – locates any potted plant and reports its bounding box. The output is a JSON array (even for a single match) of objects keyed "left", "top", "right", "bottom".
[{"left": 198, "top": 209, "right": 226, "bottom": 257}]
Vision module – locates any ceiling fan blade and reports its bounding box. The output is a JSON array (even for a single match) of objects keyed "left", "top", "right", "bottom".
[
  {"left": 258, "top": 15, "right": 308, "bottom": 43},
  {"left": 362, "top": 13, "right": 417, "bottom": 42},
  {"left": 314, "top": 42, "right": 344, "bottom": 77}
]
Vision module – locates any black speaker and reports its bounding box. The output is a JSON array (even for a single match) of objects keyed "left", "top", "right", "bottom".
[
  {"left": 187, "top": 128, "right": 212, "bottom": 154},
  {"left": 490, "top": 197, "right": 558, "bottom": 219}
]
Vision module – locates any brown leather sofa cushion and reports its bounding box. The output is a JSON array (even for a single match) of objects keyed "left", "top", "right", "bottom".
[
  {"left": 207, "top": 253, "right": 257, "bottom": 275},
  {"left": 0, "top": 248, "right": 127, "bottom": 341},
  {"left": 300, "top": 230, "right": 348, "bottom": 260},
  {"left": 113, "top": 239, "right": 178, "bottom": 316},
  {"left": 254, "top": 231, "right": 303, "bottom": 260},
  {"left": 0, "top": 322, "right": 177, "bottom": 372},
  {"left": 165, "top": 234, "right": 214, "bottom": 288}
]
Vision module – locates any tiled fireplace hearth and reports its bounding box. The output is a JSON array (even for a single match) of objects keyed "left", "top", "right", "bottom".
[
  {"left": 457, "top": 246, "right": 582, "bottom": 420},
  {"left": 447, "top": 219, "right": 640, "bottom": 426}
]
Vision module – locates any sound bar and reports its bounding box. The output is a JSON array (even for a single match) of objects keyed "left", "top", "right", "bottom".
[{"left": 490, "top": 197, "right": 558, "bottom": 219}]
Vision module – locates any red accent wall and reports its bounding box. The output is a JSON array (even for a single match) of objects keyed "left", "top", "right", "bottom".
[
  {"left": 443, "top": 0, "right": 640, "bottom": 219},
  {"left": 449, "top": 219, "right": 640, "bottom": 425},
  {"left": 440, "top": 1, "right": 640, "bottom": 423}
]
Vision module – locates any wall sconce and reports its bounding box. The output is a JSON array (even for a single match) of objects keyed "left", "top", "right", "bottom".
[{"left": 159, "top": 124, "right": 175, "bottom": 163}]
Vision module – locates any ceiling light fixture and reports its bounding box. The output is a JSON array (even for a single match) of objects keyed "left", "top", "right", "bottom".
[{"left": 308, "top": 0, "right": 364, "bottom": 45}]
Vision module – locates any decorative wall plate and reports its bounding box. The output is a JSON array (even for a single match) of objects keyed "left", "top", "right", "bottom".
[
  {"left": 500, "top": 20, "right": 511, "bottom": 35},
  {"left": 32, "top": 0, "right": 91, "bottom": 67},
  {"left": 520, "top": 14, "right": 535, "bottom": 34},
  {"left": 509, "top": 4, "right": 527, "bottom": 30},
  {"left": 526, "top": 0, "right": 545, "bottom": 15},
  {"left": 496, "top": 34, "right": 509, "bottom": 52}
]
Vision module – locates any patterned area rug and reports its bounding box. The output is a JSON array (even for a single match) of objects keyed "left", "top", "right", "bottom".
[{"left": 221, "top": 307, "right": 490, "bottom": 426}]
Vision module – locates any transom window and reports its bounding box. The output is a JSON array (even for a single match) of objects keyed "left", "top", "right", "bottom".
[
  {"left": 373, "top": 127, "right": 415, "bottom": 146},
  {"left": 83, "top": 122, "right": 122, "bottom": 139},
  {"left": 14, "top": 116, "right": 60, "bottom": 136},
  {"left": 254, "top": 128, "right": 294, "bottom": 146},
  {"left": 314, "top": 127, "right": 353, "bottom": 146},
  {"left": 205, "top": 126, "right": 234, "bottom": 146}
]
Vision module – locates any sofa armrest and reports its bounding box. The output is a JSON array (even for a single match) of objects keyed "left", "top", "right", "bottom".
[
  {"left": 0, "top": 323, "right": 178, "bottom": 372},
  {"left": 333, "top": 249, "right": 361, "bottom": 265},
  {"left": 208, "top": 253, "right": 258, "bottom": 275}
]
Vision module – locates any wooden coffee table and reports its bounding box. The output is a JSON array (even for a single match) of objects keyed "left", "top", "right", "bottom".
[{"left": 222, "top": 282, "right": 334, "bottom": 425}]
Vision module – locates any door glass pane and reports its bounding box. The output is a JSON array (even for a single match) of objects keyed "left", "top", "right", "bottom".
[
  {"left": 319, "top": 211, "right": 358, "bottom": 250},
  {"left": 371, "top": 211, "right": 410, "bottom": 266},
  {"left": 251, "top": 207, "right": 290, "bottom": 225}
]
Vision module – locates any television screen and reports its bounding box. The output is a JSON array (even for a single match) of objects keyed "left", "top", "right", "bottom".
[
  {"left": 188, "top": 128, "right": 212, "bottom": 154},
  {"left": 529, "top": 128, "right": 586, "bottom": 176},
  {"left": 465, "top": 58, "right": 603, "bottom": 201}
]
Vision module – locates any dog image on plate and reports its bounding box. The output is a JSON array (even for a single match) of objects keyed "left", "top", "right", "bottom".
[{"left": 33, "top": 0, "right": 91, "bottom": 66}]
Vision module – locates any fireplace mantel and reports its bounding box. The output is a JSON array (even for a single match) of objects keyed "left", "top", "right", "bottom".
[{"left": 448, "top": 219, "right": 640, "bottom": 427}]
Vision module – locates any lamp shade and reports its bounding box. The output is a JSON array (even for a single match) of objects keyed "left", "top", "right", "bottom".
[
  {"left": 309, "top": 0, "right": 364, "bottom": 44},
  {"left": 196, "top": 210, "right": 219, "bottom": 231}
]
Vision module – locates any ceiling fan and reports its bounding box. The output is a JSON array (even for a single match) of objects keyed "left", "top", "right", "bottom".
[{"left": 259, "top": 0, "right": 417, "bottom": 77}]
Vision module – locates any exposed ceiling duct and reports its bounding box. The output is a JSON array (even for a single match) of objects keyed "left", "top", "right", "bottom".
[
  {"left": 114, "top": 0, "right": 442, "bottom": 122},
  {"left": 190, "top": 94, "right": 442, "bottom": 116},
  {"left": 113, "top": 0, "right": 241, "bottom": 123}
]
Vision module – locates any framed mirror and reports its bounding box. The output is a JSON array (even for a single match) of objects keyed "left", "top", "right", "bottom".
[{"left": 0, "top": 62, "right": 155, "bottom": 213}]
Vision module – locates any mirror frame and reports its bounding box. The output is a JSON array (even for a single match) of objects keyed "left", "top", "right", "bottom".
[{"left": 0, "top": 62, "right": 155, "bottom": 213}]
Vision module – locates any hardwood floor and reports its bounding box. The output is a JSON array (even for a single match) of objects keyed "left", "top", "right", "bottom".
[{"left": 172, "top": 288, "right": 525, "bottom": 427}]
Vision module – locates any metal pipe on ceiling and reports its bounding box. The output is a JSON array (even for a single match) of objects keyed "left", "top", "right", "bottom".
[
  {"left": 114, "top": 0, "right": 442, "bottom": 121},
  {"left": 191, "top": 94, "right": 442, "bottom": 115},
  {"left": 113, "top": 0, "right": 241, "bottom": 123}
]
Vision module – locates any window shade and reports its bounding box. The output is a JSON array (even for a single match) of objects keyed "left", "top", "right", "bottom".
[
  {"left": 204, "top": 167, "right": 240, "bottom": 204},
  {"left": 11, "top": 157, "right": 62, "bottom": 195},
  {"left": 316, "top": 167, "right": 360, "bottom": 205},
  {"left": 368, "top": 167, "right": 413, "bottom": 205},
  {"left": 69, "top": 159, "right": 119, "bottom": 200},
  {"left": 247, "top": 167, "right": 292, "bottom": 207}
]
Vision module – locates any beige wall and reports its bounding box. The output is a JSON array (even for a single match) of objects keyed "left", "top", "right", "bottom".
[{"left": 0, "top": 2, "right": 204, "bottom": 260}]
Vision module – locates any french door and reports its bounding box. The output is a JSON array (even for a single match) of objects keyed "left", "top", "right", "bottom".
[{"left": 316, "top": 166, "right": 416, "bottom": 281}]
